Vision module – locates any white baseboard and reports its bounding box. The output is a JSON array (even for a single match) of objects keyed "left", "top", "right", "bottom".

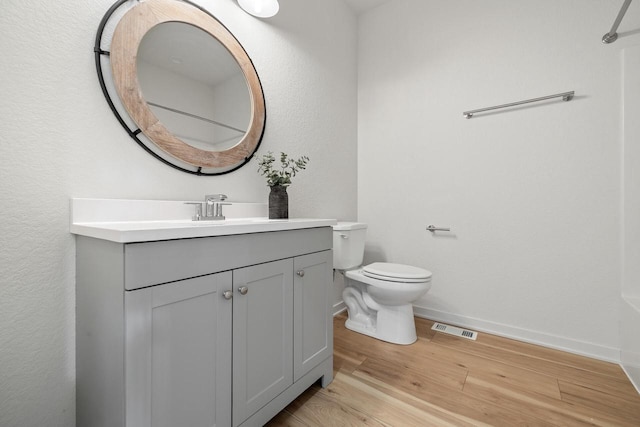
[
  {"left": 622, "top": 365, "right": 640, "bottom": 395},
  {"left": 621, "top": 297, "right": 640, "bottom": 392},
  {"left": 414, "top": 306, "right": 621, "bottom": 364},
  {"left": 333, "top": 301, "right": 346, "bottom": 316},
  {"left": 333, "top": 300, "right": 621, "bottom": 363}
]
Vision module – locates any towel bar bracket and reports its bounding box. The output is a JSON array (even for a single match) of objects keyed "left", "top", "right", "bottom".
[
  {"left": 426, "top": 225, "right": 451, "bottom": 232},
  {"left": 602, "top": 0, "right": 633, "bottom": 44}
]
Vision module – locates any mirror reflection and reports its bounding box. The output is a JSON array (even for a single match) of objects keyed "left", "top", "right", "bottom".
[
  {"left": 95, "top": 0, "right": 266, "bottom": 175},
  {"left": 137, "top": 22, "right": 251, "bottom": 151}
]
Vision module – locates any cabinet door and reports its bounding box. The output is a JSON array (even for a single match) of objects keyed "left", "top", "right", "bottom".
[
  {"left": 125, "top": 272, "right": 232, "bottom": 427},
  {"left": 293, "top": 251, "right": 333, "bottom": 381},
  {"left": 232, "top": 259, "right": 293, "bottom": 427}
]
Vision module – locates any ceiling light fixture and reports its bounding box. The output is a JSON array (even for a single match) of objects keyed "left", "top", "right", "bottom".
[{"left": 237, "top": 0, "right": 279, "bottom": 18}]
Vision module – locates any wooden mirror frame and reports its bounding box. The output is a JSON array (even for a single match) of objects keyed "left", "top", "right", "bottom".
[{"left": 97, "top": 0, "right": 265, "bottom": 175}]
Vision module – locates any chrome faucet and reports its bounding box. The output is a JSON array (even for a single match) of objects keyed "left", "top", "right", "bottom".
[
  {"left": 205, "top": 194, "right": 230, "bottom": 220},
  {"left": 185, "top": 194, "right": 231, "bottom": 221}
]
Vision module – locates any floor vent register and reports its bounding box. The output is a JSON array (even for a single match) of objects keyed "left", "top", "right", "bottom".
[{"left": 431, "top": 322, "right": 478, "bottom": 341}]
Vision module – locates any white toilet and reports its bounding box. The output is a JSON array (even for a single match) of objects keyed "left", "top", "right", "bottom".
[{"left": 333, "top": 222, "right": 432, "bottom": 345}]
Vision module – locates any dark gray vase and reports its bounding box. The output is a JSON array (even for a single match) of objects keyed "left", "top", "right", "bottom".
[{"left": 269, "top": 185, "right": 288, "bottom": 219}]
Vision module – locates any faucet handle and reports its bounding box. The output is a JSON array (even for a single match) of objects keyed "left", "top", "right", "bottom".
[
  {"left": 203, "top": 194, "right": 231, "bottom": 220},
  {"left": 184, "top": 202, "right": 203, "bottom": 221},
  {"left": 206, "top": 194, "right": 227, "bottom": 201}
]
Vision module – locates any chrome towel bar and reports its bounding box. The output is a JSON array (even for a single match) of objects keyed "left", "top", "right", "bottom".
[{"left": 463, "top": 91, "right": 574, "bottom": 119}]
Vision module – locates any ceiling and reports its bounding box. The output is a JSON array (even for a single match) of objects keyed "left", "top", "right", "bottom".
[{"left": 343, "top": 0, "right": 393, "bottom": 15}]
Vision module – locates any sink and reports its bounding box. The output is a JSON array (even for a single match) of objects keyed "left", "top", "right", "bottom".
[
  {"left": 70, "top": 198, "right": 336, "bottom": 243},
  {"left": 176, "top": 218, "right": 276, "bottom": 226}
]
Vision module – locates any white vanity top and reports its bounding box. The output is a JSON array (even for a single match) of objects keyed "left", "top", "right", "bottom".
[{"left": 70, "top": 198, "right": 336, "bottom": 243}]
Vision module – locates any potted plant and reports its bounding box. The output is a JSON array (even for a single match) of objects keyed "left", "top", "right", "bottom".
[{"left": 255, "top": 152, "right": 309, "bottom": 219}]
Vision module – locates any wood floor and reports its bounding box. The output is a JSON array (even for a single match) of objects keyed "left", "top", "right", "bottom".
[{"left": 267, "top": 313, "right": 640, "bottom": 426}]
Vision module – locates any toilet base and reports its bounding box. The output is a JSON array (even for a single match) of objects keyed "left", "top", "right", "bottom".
[{"left": 345, "top": 303, "right": 418, "bottom": 345}]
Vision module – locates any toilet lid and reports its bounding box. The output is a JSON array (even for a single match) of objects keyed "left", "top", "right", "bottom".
[{"left": 362, "top": 262, "right": 432, "bottom": 283}]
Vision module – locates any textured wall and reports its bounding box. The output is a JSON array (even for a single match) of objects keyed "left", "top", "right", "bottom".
[
  {"left": 0, "top": 0, "right": 357, "bottom": 425},
  {"left": 622, "top": 44, "right": 640, "bottom": 390},
  {"left": 357, "top": 0, "right": 640, "bottom": 361}
]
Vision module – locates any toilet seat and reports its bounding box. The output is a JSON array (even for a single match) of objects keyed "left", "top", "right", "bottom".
[{"left": 362, "top": 262, "right": 432, "bottom": 283}]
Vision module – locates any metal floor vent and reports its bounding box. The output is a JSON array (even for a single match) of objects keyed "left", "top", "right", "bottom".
[{"left": 431, "top": 322, "right": 478, "bottom": 341}]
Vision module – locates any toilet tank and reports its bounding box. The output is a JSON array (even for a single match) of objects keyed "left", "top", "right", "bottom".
[{"left": 332, "top": 222, "right": 367, "bottom": 270}]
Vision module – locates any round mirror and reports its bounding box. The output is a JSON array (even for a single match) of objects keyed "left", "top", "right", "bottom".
[
  {"left": 137, "top": 22, "right": 251, "bottom": 152},
  {"left": 95, "top": 0, "right": 266, "bottom": 175}
]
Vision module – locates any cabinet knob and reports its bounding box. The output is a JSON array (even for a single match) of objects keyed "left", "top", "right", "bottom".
[
  {"left": 223, "top": 290, "right": 233, "bottom": 300},
  {"left": 296, "top": 270, "right": 305, "bottom": 277},
  {"left": 238, "top": 286, "right": 249, "bottom": 295}
]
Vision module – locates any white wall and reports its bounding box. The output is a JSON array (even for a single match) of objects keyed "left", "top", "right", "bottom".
[
  {"left": 357, "top": 0, "right": 640, "bottom": 361},
  {"left": 622, "top": 44, "right": 640, "bottom": 391},
  {"left": 0, "top": 0, "right": 357, "bottom": 425}
]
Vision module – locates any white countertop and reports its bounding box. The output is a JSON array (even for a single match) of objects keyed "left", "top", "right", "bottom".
[{"left": 70, "top": 198, "right": 336, "bottom": 243}]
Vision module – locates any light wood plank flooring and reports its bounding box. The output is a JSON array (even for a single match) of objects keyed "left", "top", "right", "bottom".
[{"left": 267, "top": 313, "right": 640, "bottom": 426}]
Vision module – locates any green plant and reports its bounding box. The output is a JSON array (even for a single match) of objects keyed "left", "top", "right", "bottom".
[{"left": 255, "top": 151, "right": 309, "bottom": 187}]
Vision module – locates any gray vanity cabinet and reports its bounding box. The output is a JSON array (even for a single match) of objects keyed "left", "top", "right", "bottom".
[
  {"left": 293, "top": 251, "right": 333, "bottom": 381},
  {"left": 125, "top": 272, "right": 232, "bottom": 427},
  {"left": 232, "top": 251, "right": 333, "bottom": 427},
  {"left": 232, "top": 259, "right": 294, "bottom": 426},
  {"left": 76, "top": 227, "right": 333, "bottom": 427}
]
